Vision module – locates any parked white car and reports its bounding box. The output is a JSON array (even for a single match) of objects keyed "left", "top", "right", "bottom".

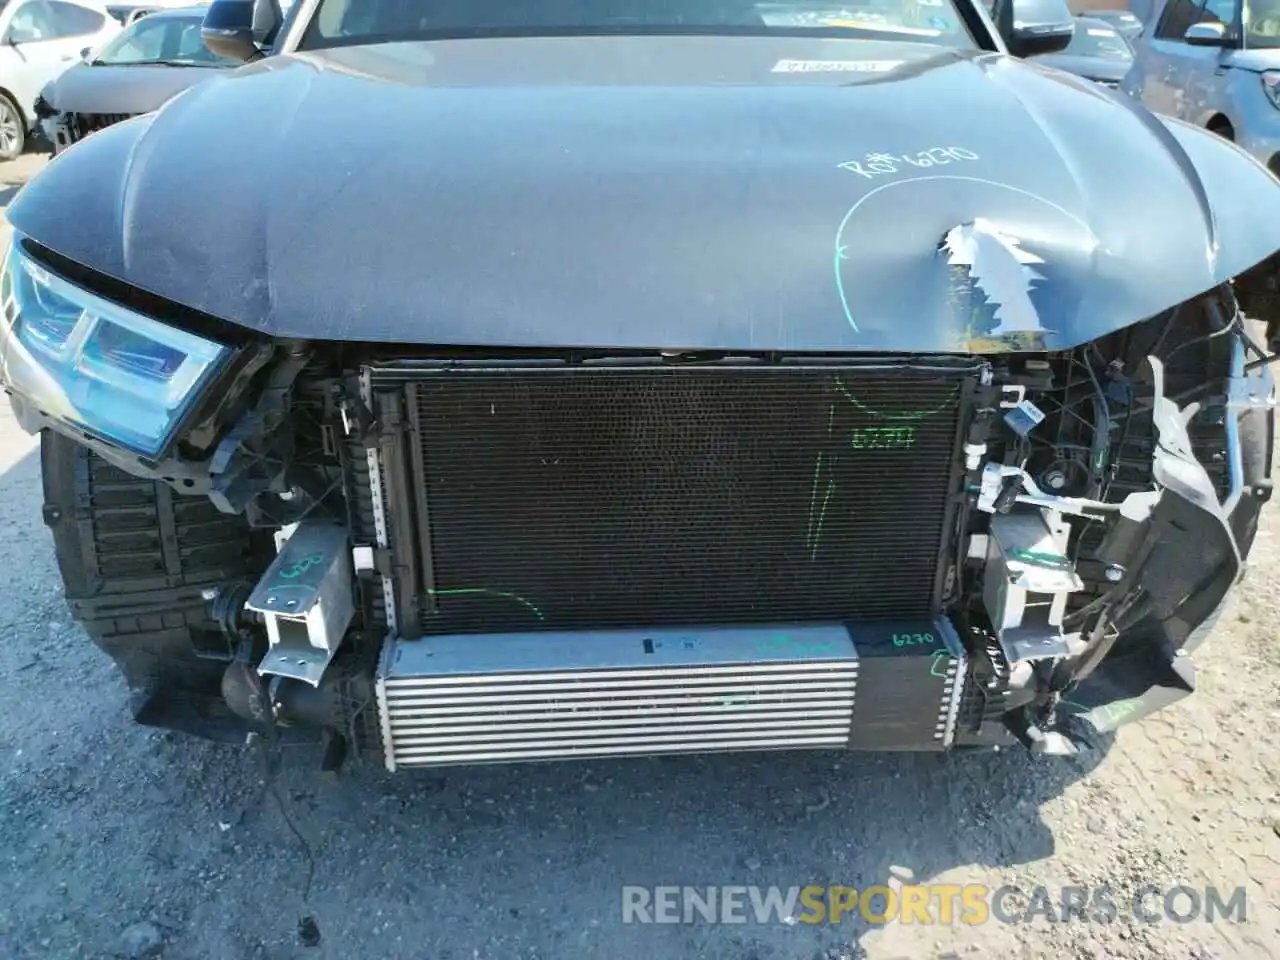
[{"left": 0, "top": 0, "right": 120, "bottom": 159}]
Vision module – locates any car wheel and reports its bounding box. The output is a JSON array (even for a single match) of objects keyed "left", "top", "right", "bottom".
[
  {"left": 1207, "top": 117, "right": 1235, "bottom": 142},
  {"left": 0, "top": 94, "right": 25, "bottom": 162}
]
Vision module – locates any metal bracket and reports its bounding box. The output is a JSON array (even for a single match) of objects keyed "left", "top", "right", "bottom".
[
  {"left": 982, "top": 510, "right": 1085, "bottom": 663},
  {"left": 977, "top": 463, "right": 1140, "bottom": 520},
  {"left": 247, "top": 521, "right": 355, "bottom": 687},
  {"left": 352, "top": 544, "right": 394, "bottom": 578},
  {"left": 999, "top": 384, "right": 1026, "bottom": 409},
  {"left": 337, "top": 393, "right": 379, "bottom": 448}
]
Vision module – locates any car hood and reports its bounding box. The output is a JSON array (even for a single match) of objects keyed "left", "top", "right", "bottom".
[
  {"left": 11, "top": 35, "right": 1280, "bottom": 352},
  {"left": 1223, "top": 47, "right": 1280, "bottom": 72},
  {"left": 47, "top": 61, "right": 227, "bottom": 115}
]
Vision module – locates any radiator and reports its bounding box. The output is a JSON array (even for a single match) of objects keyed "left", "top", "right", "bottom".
[{"left": 395, "top": 364, "right": 972, "bottom": 635}]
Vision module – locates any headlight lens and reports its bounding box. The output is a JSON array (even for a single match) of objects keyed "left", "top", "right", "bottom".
[
  {"left": 0, "top": 240, "right": 229, "bottom": 456},
  {"left": 1263, "top": 72, "right": 1280, "bottom": 110}
]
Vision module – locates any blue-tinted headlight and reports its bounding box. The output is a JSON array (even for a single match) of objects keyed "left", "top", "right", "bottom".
[{"left": 0, "top": 240, "right": 230, "bottom": 457}]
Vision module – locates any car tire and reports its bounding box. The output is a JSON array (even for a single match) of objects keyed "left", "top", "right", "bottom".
[
  {"left": 0, "top": 93, "right": 25, "bottom": 162},
  {"left": 40, "top": 429, "right": 265, "bottom": 738},
  {"left": 1207, "top": 117, "right": 1234, "bottom": 142}
]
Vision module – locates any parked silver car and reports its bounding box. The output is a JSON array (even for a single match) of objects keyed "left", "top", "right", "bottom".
[
  {"left": 0, "top": 0, "right": 121, "bottom": 159},
  {"left": 1085, "top": 8, "right": 1145, "bottom": 39},
  {"left": 1124, "top": 0, "right": 1280, "bottom": 176},
  {"left": 1034, "top": 15, "right": 1136, "bottom": 86},
  {"left": 40, "top": 4, "right": 234, "bottom": 153}
]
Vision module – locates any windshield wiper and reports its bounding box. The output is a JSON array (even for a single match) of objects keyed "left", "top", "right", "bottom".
[{"left": 110, "top": 58, "right": 220, "bottom": 67}]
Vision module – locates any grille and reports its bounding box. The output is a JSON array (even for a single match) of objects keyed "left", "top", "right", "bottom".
[
  {"left": 405, "top": 366, "right": 969, "bottom": 635},
  {"left": 60, "top": 113, "right": 136, "bottom": 148}
]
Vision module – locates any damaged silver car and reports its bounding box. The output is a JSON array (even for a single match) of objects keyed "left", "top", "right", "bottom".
[
  {"left": 2, "top": 0, "right": 1280, "bottom": 773},
  {"left": 42, "top": 5, "right": 236, "bottom": 154}
]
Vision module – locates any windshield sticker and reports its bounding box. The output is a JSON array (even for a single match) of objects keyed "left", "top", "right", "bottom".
[
  {"left": 771, "top": 59, "right": 904, "bottom": 73},
  {"left": 817, "top": 19, "right": 943, "bottom": 35},
  {"left": 838, "top": 148, "right": 979, "bottom": 180},
  {"left": 1087, "top": 27, "right": 1117, "bottom": 36}
]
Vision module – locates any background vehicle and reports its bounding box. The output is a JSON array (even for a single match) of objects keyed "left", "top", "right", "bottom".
[
  {"left": 0, "top": 0, "right": 119, "bottom": 159},
  {"left": 1124, "top": 0, "right": 1280, "bottom": 176},
  {"left": 104, "top": 0, "right": 197, "bottom": 27},
  {"left": 1033, "top": 14, "right": 1136, "bottom": 84},
  {"left": 1083, "top": 8, "right": 1145, "bottom": 38},
  {"left": 41, "top": 5, "right": 233, "bottom": 153},
  {"left": 4, "top": 0, "right": 1280, "bottom": 774}
]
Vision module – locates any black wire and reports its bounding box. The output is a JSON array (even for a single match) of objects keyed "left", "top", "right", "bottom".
[
  {"left": 1147, "top": 304, "right": 1182, "bottom": 360},
  {"left": 1244, "top": 352, "right": 1280, "bottom": 375},
  {"left": 1102, "top": 378, "right": 1135, "bottom": 501},
  {"left": 1137, "top": 307, "right": 1250, "bottom": 408},
  {"left": 1077, "top": 354, "right": 1110, "bottom": 495},
  {"left": 1161, "top": 308, "right": 1237, "bottom": 368},
  {"left": 271, "top": 781, "right": 317, "bottom": 904},
  {"left": 250, "top": 673, "right": 319, "bottom": 921}
]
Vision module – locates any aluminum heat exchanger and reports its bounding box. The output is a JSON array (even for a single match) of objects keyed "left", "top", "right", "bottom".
[
  {"left": 365, "top": 361, "right": 979, "bottom": 767},
  {"left": 376, "top": 619, "right": 968, "bottom": 769},
  {"left": 390, "top": 363, "right": 974, "bottom": 633}
]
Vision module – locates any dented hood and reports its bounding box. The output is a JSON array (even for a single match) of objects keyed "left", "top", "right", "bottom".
[{"left": 11, "top": 35, "right": 1280, "bottom": 351}]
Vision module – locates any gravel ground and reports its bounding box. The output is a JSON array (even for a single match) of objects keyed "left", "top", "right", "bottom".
[{"left": 0, "top": 152, "right": 1277, "bottom": 960}]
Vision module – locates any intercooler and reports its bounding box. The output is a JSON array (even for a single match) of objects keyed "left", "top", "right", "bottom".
[
  {"left": 376, "top": 619, "right": 968, "bottom": 769},
  {"left": 365, "top": 361, "right": 978, "bottom": 767}
]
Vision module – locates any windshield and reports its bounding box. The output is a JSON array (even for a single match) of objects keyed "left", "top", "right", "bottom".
[
  {"left": 93, "top": 13, "right": 239, "bottom": 65},
  {"left": 301, "top": 0, "right": 977, "bottom": 50},
  {"left": 1064, "top": 19, "right": 1132, "bottom": 58},
  {"left": 1247, "top": 0, "right": 1280, "bottom": 47}
]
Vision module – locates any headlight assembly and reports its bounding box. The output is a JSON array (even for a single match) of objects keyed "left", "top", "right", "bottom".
[
  {"left": 0, "top": 239, "right": 229, "bottom": 457},
  {"left": 1263, "top": 72, "right": 1280, "bottom": 110}
]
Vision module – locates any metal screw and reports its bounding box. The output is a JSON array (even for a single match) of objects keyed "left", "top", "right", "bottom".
[
  {"left": 1044, "top": 469, "right": 1067, "bottom": 491},
  {"left": 1104, "top": 564, "right": 1125, "bottom": 583},
  {"left": 200, "top": 587, "right": 219, "bottom": 602}
]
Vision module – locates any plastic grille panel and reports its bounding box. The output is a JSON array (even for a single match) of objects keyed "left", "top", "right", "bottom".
[
  {"left": 410, "top": 367, "right": 967, "bottom": 634},
  {"left": 68, "top": 113, "right": 136, "bottom": 140}
]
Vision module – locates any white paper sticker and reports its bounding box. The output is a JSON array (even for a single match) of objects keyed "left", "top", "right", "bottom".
[
  {"left": 1087, "top": 27, "right": 1117, "bottom": 36},
  {"left": 771, "top": 59, "right": 905, "bottom": 73}
]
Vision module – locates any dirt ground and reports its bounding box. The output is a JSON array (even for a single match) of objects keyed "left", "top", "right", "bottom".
[{"left": 0, "top": 151, "right": 1276, "bottom": 960}]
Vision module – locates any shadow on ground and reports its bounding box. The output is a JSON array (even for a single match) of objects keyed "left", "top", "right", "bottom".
[
  {"left": 0, "top": 429, "right": 1119, "bottom": 960},
  {"left": 212, "top": 700, "right": 1114, "bottom": 958}
]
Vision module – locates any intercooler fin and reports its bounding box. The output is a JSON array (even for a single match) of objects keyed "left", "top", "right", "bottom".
[{"left": 376, "top": 619, "right": 968, "bottom": 770}]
